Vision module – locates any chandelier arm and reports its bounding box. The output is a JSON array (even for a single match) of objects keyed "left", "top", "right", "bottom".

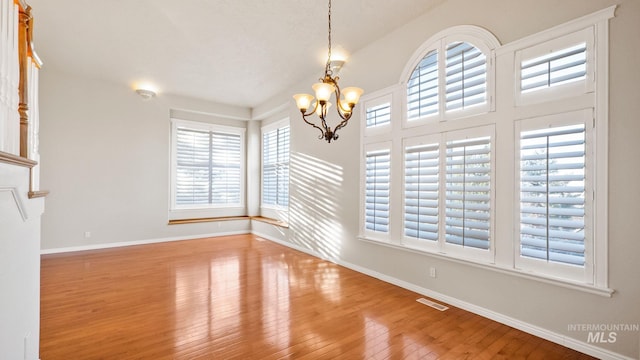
[
  {"left": 332, "top": 83, "right": 353, "bottom": 121},
  {"left": 302, "top": 99, "right": 320, "bottom": 117},
  {"left": 335, "top": 105, "right": 351, "bottom": 121},
  {"left": 301, "top": 111, "right": 327, "bottom": 140},
  {"left": 300, "top": 102, "right": 326, "bottom": 139},
  {"left": 319, "top": 105, "right": 331, "bottom": 133},
  {"left": 333, "top": 112, "right": 352, "bottom": 134}
]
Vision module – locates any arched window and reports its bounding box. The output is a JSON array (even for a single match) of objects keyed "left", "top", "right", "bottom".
[{"left": 402, "top": 26, "right": 500, "bottom": 124}]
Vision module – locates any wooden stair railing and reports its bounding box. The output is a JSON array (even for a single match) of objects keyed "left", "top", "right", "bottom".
[{"left": 1, "top": 0, "right": 47, "bottom": 198}]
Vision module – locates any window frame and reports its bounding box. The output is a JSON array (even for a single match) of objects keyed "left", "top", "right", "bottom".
[
  {"left": 514, "top": 27, "right": 595, "bottom": 107},
  {"left": 363, "top": 94, "right": 393, "bottom": 137},
  {"left": 514, "top": 109, "right": 593, "bottom": 283},
  {"left": 442, "top": 126, "right": 495, "bottom": 262},
  {"left": 361, "top": 141, "right": 393, "bottom": 242},
  {"left": 401, "top": 126, "right": 495, "bottom": 263},
  {"left": 402, "top": 133, "right": 441, "bottom": 252},
  {"left": 401, "top": 25, "right": 499, "bottom": 129},
  {"left": 169, "top": 118, "right": 246, "bottom": 220}
]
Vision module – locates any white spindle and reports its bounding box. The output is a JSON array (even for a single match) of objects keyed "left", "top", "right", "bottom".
[
  {"left": 28, "top": 59, "right": 40, "bottom": 189},
  {"left": 0, "top": 0, "right": 20, "bottom": 154}
]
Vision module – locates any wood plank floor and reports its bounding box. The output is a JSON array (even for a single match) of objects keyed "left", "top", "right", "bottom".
[{"left": 40, "top": 234, "right": 595, "bottom": 359}]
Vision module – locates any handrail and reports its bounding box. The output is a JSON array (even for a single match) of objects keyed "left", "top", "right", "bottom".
[{"left": 0, "top": 150, "right": 36, "bottom": 168}]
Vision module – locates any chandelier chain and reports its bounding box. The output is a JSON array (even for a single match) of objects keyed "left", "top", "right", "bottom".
[{"left": 325, "top": 0, "right": 332, "bottom": 76}]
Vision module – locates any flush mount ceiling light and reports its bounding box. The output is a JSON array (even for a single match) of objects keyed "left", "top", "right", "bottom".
[
  {"left": 293, "top": 0, "right": 363, "bottom": 143},
  {"left": 135, "top": 88, "right": 156, "bottom": 100}
]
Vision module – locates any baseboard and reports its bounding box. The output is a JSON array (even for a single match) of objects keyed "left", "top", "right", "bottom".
[
  {"left": 40, "top": 230, "right": 250, "bottom": 255},
  {"left": 252, "top": 230, "right": 318, "bottom": 257},
  {"left": 263, "top": 236, "right": 633, "bottom": 360}
]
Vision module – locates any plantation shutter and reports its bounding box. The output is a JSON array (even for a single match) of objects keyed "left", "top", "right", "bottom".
[
  {"left": 407, "top": 51, "right": 438, "bottom": 120},
  {"left": 210, "top": 132, "right": 241, "bottom": 204},
  {"left": 262, "top": 130, "right": 277, "bottom": 205},
  {"left": 519, "top": 124, "right": 586, "bottom": 266},
  {"left": 262, "top": 126, "right": 290, "bottom": 207},
  {"left": 520, "top": 43, "right": 587, "bottom": 94},
  {"left": 365, "top": 149, "right": 391, "bottom": 233},
  {"left": 175, "top": 127, "right": 241, "bottom": 206},
  {"left": 445, "top": 42, "right": 487, "bottom": 111},
  {"left": 404, "top": 143, "right": 439, "bottom": 241},
  {"left": 275, "top": 127, "right": 290, "bottom": 206},
  {"left": 366, "top": 102, "right": 391, "bottom": 128},
  {"left": 176, "top": 128, "right": 211, "bottom": 205},
  {"left": 445, "top": 136, "right": 491, "bottom": 250}
]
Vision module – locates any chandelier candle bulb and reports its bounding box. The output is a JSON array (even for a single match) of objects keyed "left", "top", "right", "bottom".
[
  {"left": 342, "top": 87, "right": 364, "bottom": 106},
  {"left": 312, "top": 82, "right": 335, "bottom": 102},
  {"left": 293, "top": 94, "right": 314, "bottom": 112}
]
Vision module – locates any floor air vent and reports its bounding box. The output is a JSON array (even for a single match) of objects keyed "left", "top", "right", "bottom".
[{"left": 416, "top": 297, "right": 448, "bottom": 311}]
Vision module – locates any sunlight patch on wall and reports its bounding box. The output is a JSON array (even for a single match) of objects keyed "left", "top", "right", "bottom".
[{"left": 289, "top": 152, "right": 345, "bottom": 262}]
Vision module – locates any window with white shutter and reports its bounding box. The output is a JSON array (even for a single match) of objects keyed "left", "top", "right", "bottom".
[
  {"left": 364, "top": 146, "right": 391, "bottom": 237},
  {"left": 170, "top": 119, "right": 245, "bottom": 219},
  {"left": 363, "top": 94, "right": 393, "bottom": 137},
  {"left": 404, "top": 141, "right": 439, "bottom": 242},
  {"left": 402, "top": 128, "right": 493, "bottom": 259},
  {"left": 366, "top": 102, "right": 392, "bottom": 128},
  {"left": 175, "top": 128, "right": 212, "bottom": 206},
  {"left": 176, "top": 128, "right": 241, "bottom": 206},
  {"left": 262, "top": 124, "right": 290, "bottom": 208},
  {"left": 407, "top": 50, "right": 439, "bottom": 120},
  {"left": 520, "top": 43, "right": 586, "bottom": 94},
  {"left": 515, "top": 27, "right": 594, "bottom": 106},
  {"left": 404, "top": 27, "right": 497, "bottom": 125},
  {"left": 210, "top": 132, "right": 242, "bottom": 204},
  {"left": 516, "top": 111, "right": 592, "bottom": 280},
  {"left": 445, "top": 135, "right": 492, "bottom": 251},
  {"left": 445, "top": 41, "right": 487, "bottom": 112}
]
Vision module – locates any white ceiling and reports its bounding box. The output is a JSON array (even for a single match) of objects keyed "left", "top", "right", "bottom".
[{"left": 28, "top": 0, "right": 444, "bottom": 108}]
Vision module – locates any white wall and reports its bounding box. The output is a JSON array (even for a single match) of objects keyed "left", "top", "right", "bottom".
[
  {"left": 256, "top": 0, "right": 640, "bottom": 358},
  {"left": 0, "top": 162, "right": 43, "bottom": 360},
  {"left": 37, "top": 0, "right": 639, "bottom": 358},
  {"left": 39, "top": 69, "right": 253, "bottom": 251}
]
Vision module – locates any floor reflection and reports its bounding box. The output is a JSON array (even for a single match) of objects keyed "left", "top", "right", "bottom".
[
  {"left": 364, "top": 317, "right": 390, "bottom": 359},
  {"left": 260, "top": 255, "right": 290, "bottom": 349},
  {"left": 174, "top": 256, "right": 241, "bottom": 351}
]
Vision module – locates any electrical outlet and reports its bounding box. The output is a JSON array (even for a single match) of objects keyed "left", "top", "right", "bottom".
[
  {"left": 84, "top": 231, "right": 91, "bottom": 239},
  {"left": 429, "top": 266, "right": 437, "bottom": 278}
]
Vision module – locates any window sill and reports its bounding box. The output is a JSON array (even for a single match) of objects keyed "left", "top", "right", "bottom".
[
  {"left": 251, "top": 216, "right": 289, "bottom": 228},
  {"left": 358, "top": 236, "right": 614, "bottom": 298},
  {"left": 167, "top": 215, "right": 289, "bottom": 228},
  {"left": 168, "top": 216, "right": 250, "bottom": 225}
]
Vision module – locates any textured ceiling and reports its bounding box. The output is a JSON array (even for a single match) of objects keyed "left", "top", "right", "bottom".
[{"left": 27, "top": 0, "right": 444, "bottom": 108}]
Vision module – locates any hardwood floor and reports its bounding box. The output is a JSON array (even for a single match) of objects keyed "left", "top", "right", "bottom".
[{"left": 40, "top": 234, "right": 594, "bottom": 359}]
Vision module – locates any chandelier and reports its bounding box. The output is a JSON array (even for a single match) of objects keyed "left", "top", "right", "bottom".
[{"left": 293, "top": 0, "right": 363, "bottom": 143}]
